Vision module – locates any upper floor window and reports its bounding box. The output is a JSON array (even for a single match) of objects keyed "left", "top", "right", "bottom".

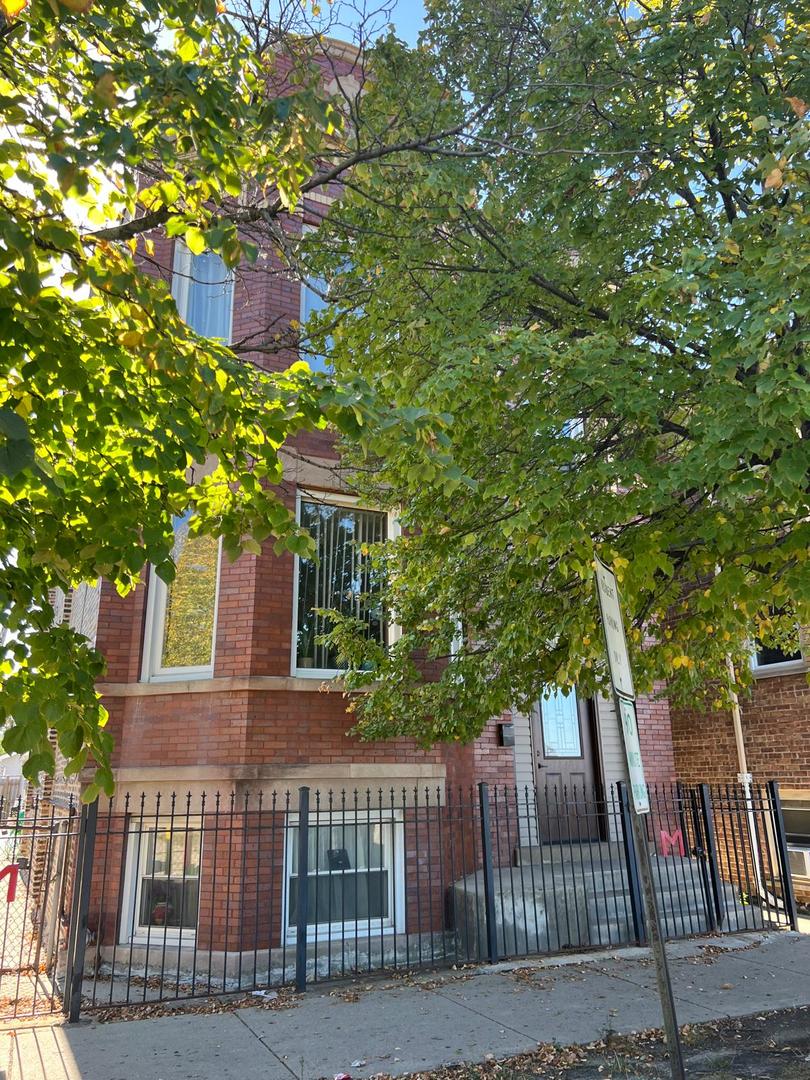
[
  {"left": 293, "top": 494, "right": 393, "bottom": 677},
  {"left": 172, "top": 243, "right": 234, "bottom": 341},
  {"left": 299, "top": 274, "right": 332, "bottom": 373},
  {"left": 142, "top": 513, "right": 221, "bottom": 682}
]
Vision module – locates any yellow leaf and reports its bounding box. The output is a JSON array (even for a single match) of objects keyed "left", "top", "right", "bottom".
[
  {"left": 120, "top": 330, "right": 142, "bottom": 349},
  {"left": 785, "top": 96, "right": 808, "bottom": 119},
  {"left": 0, "top": 0, "right": 27, "bottom": 17},
  {"left": 94, "top": 71, "right": 118, "bottom": 109},
  {"left": 764, "top": 167, "right": 783, "bottom": 190}
]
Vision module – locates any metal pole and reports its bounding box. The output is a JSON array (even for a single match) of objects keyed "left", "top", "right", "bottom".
[
  {"left": 614, "top": 695, "right": 685, "bottom": 1080},
  {"left": 617, "top": 781, "right": 645, "bottom": 944},
  {"left": 627, "top": 800, "right": 685, "bottom": 1078},
  {"left": 68, "top": 799, "right": 98, "bottom": 1022},
  {"left": 698, "top": 783, "right": 724, "bottom": 928},
  {"left": 295, "top": 787, "right": 310, "bottom": 992},
  {"left": 477, "top": 782, "right": 499, "bottom": 963},
  {"left": 767, "top": 781, "right": 798, "bottom": 931},
  {"left": 62, "top": 803, "right": 85, "bottom": 1014}
]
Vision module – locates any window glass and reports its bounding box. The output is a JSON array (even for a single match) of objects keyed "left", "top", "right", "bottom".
[
  {"left": 541, "top": 689, "right": 582, "bottom": 757},
  {"left": 159, "top": 514, "right": 219, "bottom": 670},
  {"left": 287, "top": 819, "right": 390, "bottom": 929},
  {"left": 296, "top": 500, "right": 386, "bottom": 671},
  {"left": 754, "top": 642, "right": 802, "bottom": 668},
  {"left": 175, "top": 248, "right": 233, "bottom": 341},
  {"left": 300, "top": 277, "right": 333, "bottom": 373},
  {"left": 136, "top": 827, "right": 201, "bottom": 932}
]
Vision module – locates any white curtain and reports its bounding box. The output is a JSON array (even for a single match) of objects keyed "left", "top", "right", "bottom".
[{"left": 184, "top": 250, "right": 232, "bottom": 341}]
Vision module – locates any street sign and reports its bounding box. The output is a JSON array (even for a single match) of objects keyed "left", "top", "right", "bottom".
[
  {"left": 617, "top": 696, "right": 650, "bottom": 814},
  {"left": 594, "top": 557, "right": 635, "bottom": 700},
  {"left": 595, "top": 554, "right": 685, "bottom": 1080}
]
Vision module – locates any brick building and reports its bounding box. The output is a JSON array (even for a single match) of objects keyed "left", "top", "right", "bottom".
[
  {"left": 52, "top": 45, "right": 804, "bottom": 977},
  {"left": 65, "top": 159, "right": 689, "bottom": 963}
]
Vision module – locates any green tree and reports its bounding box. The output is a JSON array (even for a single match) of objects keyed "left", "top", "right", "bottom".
[
  {"left": 0, "top": 0, "right": 454, "bottom": 795},
  {"left": 313, "top": 0, "right": 810, "bottom": 745}
]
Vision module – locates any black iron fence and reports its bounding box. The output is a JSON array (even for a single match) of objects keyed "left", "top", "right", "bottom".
[
  {"left": 0, "top": 781, "right": 797, "bottom": 1021},
  {"left": 57, "top": 779, "right": 796, "bottom": 1019}
]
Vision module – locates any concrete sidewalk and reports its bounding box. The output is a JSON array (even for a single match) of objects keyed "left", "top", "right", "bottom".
[{"left": 6, "top": 931, "right": 810, "bottom": 1080}]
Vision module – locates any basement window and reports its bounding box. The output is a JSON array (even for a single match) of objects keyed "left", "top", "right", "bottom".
[{"left": 284, "top": 810, "right": 404, "bottom": 941}]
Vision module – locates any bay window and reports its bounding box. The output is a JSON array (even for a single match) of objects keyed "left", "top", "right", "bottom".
[
  {"left": 293, "top": 493, "right": 393, "bottom": 677},
  {"left": 122, "top": 824, "right": 201, "bottom": 943},
  {"left": 142, "top": 513, "right": 220, "bottom": 682}
]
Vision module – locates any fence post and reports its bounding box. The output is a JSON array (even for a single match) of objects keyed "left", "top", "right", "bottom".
[
  {"left": 617, "top": 781, "right": 645, "bottom": 944},
  {"left": 62, "top": 803, "right": 82, "bottom": 1014},
  {"left": 477, "top": 782, "right": 499, "bottom": 963},
  {"left": 697, "top": 784, "right": 724, "bottom": 929},
  {"left": 767, "top": 780, "right": 798, "bottom": 931},
  {"left": 67, "top": 798, "right": 98, "bottom": 1022},
  {"left": 295, "top": 786, "right": 311, "bottom": 992}
]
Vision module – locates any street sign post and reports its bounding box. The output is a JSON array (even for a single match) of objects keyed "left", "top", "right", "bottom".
[
  {"left": 616, "top": 696, "right": 650, "bottom": 814},
  {"left": 595, "top": 557, "right": 686, "bottom": 1080}
]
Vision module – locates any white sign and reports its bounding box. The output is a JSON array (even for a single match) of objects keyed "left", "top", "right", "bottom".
[
  {"left": 594, "top": 558, "right": 635, "bottom": 700},
  {"left": 618, "top": 696, "right": 650, "bottom": 814}
]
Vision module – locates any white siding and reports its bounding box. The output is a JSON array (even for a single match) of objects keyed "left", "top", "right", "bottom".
[
  {"left": 68, "top": 581, "right": 101, "bottom": 646},
  {"left": 595, "top": 694, "right": 624, "bottom": 840},
  {"left": 512, "top": 708, "right": 539, "bottom": 845}
]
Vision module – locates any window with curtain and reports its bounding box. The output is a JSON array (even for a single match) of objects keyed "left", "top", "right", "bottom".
[
  {"left": 286, "top": 815, "right": 398, "bottom": 934},
  {"left": 295, "top": 499, "right": 387, "bottom": 673},
  {"left": 144, "top": 512, "right": 220, "bottom": 679},
  {"left": 131, "top": 826, "right": 201, "bottom": 938},
  {"left": 173, "top": 245, "right": 233, "bottom": 341}
]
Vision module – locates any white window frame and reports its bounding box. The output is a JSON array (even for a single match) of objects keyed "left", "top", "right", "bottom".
[
  {"left": 750, "top": 642, "right": 807, "bottom": 679},
  {"left": 282, "top": 808, "right": 405, "bottom": 943},
  {"left": 141, "top": 534, "right": 222, "bottom": 684},
  {"left": 120, "top": 820, "right": 202, "bottom": 946},
  {"left": 290, "top": 489, "right": 400, "bottom": 679},
  {"left": 172, "top": 241, "right": 235, "bottom": 341}
]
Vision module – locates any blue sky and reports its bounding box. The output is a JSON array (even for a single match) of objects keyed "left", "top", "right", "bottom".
[{"left": 389, "top": 0, "right": 425, "bottom": 44}]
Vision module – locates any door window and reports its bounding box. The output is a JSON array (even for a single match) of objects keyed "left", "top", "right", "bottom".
[{"left": 540, "top": 689, "right": 582, "bottom": 757}]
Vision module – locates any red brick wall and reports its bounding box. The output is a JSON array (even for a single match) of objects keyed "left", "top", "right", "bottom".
[
  {"left": 636, "top": 686, "right": 677, "bottom": 784},
  {"left": 671, "top": 672, "right": 810, "bottom": 788},
  {"left": 671, "top": 671, "right": 810, "bottom": 902}
]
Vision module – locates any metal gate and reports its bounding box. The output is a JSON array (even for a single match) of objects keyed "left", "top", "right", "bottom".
[{"left": 0, "top": 792, "right": 80, "bottom": 1020}]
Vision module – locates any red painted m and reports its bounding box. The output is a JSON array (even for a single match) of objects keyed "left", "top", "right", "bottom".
[{"left": 660, "top": 829, "right": 685, "bottom": 857}]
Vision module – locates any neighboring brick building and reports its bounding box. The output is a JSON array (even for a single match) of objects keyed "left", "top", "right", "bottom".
[{"left": 671, "top": 645, "right": 810, "bottom": 902}]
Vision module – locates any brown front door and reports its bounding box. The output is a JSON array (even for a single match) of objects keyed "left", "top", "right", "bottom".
[{"left": 532, "top": 690, "right": 599, "bottom": 841}]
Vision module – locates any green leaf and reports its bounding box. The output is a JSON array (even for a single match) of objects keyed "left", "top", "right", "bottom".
[{"left": 0, "top": 406, "right": 28, "bottom": 440}]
